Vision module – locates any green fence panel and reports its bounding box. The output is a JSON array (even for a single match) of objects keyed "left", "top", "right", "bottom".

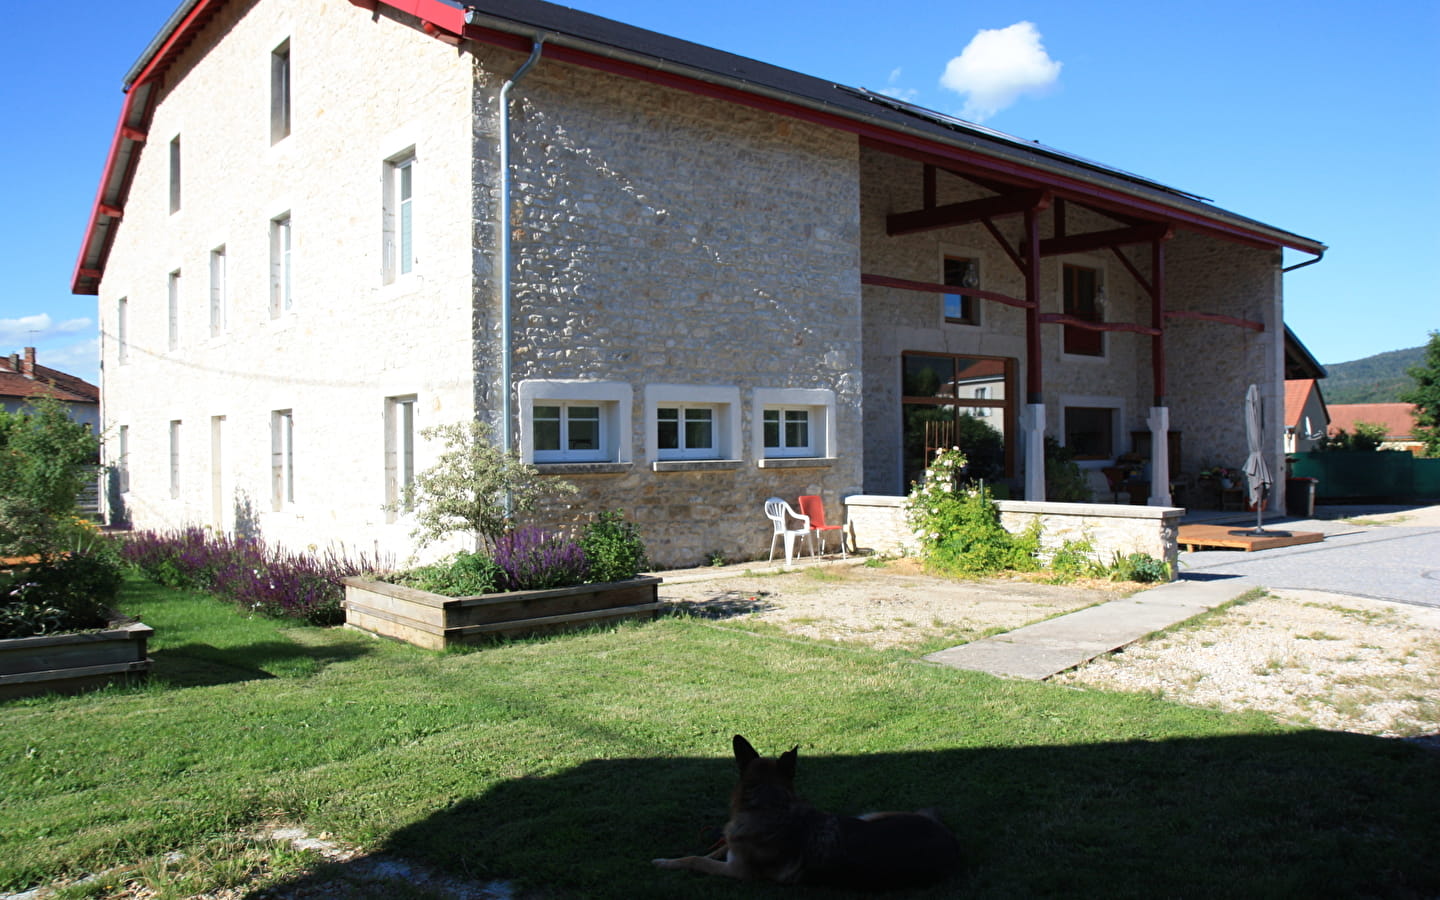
[
  {"left": 1289, "top": 451, "right": 1416, "bottom": 501},
  {"left": 1414, "top": 458, "right": 1440, "bottom": 499}
]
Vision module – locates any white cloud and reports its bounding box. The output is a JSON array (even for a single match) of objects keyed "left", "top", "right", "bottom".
[
  {"left": 940, "top": 21, "right": 1062, "bottom": 122},
  {"left": 878, "top": 67, "right": 919, "bottom": 102},
  {"left": 0, "top": 313, "right": 93, "bottom": 345}
]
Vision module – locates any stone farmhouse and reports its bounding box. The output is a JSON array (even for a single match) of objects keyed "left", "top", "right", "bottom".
[{"left": 74, "top": 0, "right": 1326, "bottom": 568}]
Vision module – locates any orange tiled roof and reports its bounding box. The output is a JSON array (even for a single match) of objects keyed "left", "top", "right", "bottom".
[
  {"left": 1327, "top": 403, "right": 1418, "bottom": 440},
  {"left": 0, "top": 353, "right": 98, "bottom": 406},
  {"left": 1283, "top": 379, "right": 1316, "bottom": 427}
]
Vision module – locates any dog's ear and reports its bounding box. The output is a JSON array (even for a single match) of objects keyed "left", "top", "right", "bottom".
[
  {"left": 733, "top": 734, "right": 760, "bottom": 770},
  {"left": 778, "top": 745, "right": 799, "bottom": 781}
]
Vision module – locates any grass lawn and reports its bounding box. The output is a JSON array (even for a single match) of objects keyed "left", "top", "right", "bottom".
[{"left": 2, "top": 575, "right": 1437, "bottom": 898}]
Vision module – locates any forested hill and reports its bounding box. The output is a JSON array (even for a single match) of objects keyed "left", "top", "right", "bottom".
[{"left": 1321, "top": 345, "right": 1425, "bottom": 404}]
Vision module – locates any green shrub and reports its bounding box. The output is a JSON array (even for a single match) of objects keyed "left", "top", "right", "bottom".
[
  {"left": 580, "top": 511, "right": 649, "bottom": 583},
  {"left": 1109, "top": 552, "right": 1171, "bottom": 583},
  {"left": 0, "top": 547, "right": 122, "bottom": 639},
  {"left": 395, "top": 550, "right": 505, "bottom": 596},
  {"left": 1045, "top": 437, "right": 1092, "bottom": 502},
  {"left": 1046, "top": 538, "right": 1104, "bottom": 582},
  {"left": 908, "top": 449, "right": 1039, "bottom": 576}
]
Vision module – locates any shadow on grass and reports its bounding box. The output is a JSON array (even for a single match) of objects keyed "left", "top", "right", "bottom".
[
  {"left": 150, "top": 640, "right": 374, "bottom": 688},
  {"left": 253, "top": 731, "right": 1440, "bottom": 899}
]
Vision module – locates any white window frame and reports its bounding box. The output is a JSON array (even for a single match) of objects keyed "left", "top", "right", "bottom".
[
  {"left": 271, "top": 409, "right": 295, "bottom": 510},
  {"left": 167, "top": 269, "right": 181, "bottom": 350},
  {"left": 1059, "top": 256, "right": 1109, "bottom": 362},
  {"left": 168, "top": 420, "right": 182, "bottom": 499},
  {"left": 752, "top": 388, "right": 836, "bottom": 462},
  {"left": 384, "top": 394, "right": 416, "bottom": 519},
  {"left": 383, "top": 150, "right": 416, "bottom": 283},
  {"left": 645, "top": 385, "right": 740, "bottom": 465},
  {"left": 270, "top": 39, "right": 291, "bottom": 144},
  {"left": 117, "top": 298, "right": 128, "bottom": 365},
  {"left": 209, "top": 246, "right": 226, "bottom": 337},
  {"left": 518, "top": 380, "right": 632, "bottom": 465},
  {"left": 168, "top": 135, "right": 181, "bottom": 214},
  {"left": 117, "top": 424, "right": 130, "bottom": 493},
  {"left": 939, "top": 245, "right": 984, "bottom": 327},
  {"left": 270, "top": 213, "right": 293, "bottom": 316},
  {"left": 1059, "top": 394, "right": 1125, "bottom": 465}
]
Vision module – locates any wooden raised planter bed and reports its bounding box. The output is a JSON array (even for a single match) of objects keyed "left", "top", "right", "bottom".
[
  {"left": 341, "top": 576, "right": 664, "bottom": 650},
  {"left": 0, "top": 621, "right": 154, "bottom": 700}
]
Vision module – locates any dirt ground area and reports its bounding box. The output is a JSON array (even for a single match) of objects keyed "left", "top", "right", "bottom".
[
  {"left": 658, "top": 558, "right": 1130, "bottom": 651},
  {"left": 659, "top": 560, "right": 1440, "bottom": 739}
]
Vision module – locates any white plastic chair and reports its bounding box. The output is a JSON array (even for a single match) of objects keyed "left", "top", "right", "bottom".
[{"left": 764, "top": 497, "right": 813, "bottom": 567}]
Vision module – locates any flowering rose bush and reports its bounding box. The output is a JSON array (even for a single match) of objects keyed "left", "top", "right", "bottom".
[{"left": 906, "top": 447, "right": 1039, "bottom": 575}]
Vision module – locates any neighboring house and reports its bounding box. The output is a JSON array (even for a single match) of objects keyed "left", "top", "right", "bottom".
[
  {"left": 0, "top": 347, "right": 100, "bottom": 432},
  {"left": 1283, "top": 379, "right": 1329, "bottom": 454},
  {"left": 72, "top": 0, "right": 1326, "bottom": 567},
  {"left": 1328, "top": 404, "right": 1424, "bottom": 454}
]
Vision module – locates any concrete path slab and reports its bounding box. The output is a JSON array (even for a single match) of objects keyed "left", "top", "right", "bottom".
[{"left": 923, "top": 577, "right": 1256, "bottom": 680}]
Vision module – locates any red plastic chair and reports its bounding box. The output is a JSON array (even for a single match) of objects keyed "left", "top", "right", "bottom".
[{"left": 797, "top": 495, "right": 846, "bottom": 558}]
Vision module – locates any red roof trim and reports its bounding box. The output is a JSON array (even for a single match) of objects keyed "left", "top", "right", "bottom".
[{"left": 73, "top": 0, "right": 1324, "bottom": 296}]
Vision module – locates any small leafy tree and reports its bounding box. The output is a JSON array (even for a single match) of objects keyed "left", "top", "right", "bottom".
[
  {"left": 400, "top": 420, "right": 576, "bottom": 550},
  {"left": 1400, "top": 330, "right": 1440, "bottom": 456},
  {"left": 1316, "top": 422, "right": 1387, "bottom": 453},
  {"left": 907, "top": 447, "right": 1039, "bottom": 575},
  {"left": 0, "top": 396, "right": 100, "bottom": 559}
]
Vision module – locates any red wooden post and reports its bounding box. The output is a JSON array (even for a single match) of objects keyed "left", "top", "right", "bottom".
[
  {"left": 1151, "top": 239, "right": 1167, "bottom": 406},
  {"left": 1025, "top": 207, "right": 1042, "bottom": 402}
]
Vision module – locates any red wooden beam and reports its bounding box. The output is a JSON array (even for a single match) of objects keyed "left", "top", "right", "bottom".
[
  {"left": 1109, "top": 245, "right": 1153, "bottom": 297},
  {"left": 1038, "top": 223, "right": 1172, "bottom": 257},
  {"left": 887, "top": 189, "right": 1050, "bottom": 236},
  {"left": 120, "top": 126, "right": 147, "bottom": 143},
  {"left": 1038, "top": 314, "right": 1161, "bottom": 336},
  {"left": 860, "top": 273, "right": 1035, "bottom": 309},
  {"left": 1165, "top": 310, "right": 1265, "bottom": 332},
  {"left": 98, "top": 204, "right": 123, "bottom": 219},
  {"left": 983, "top": 219, "right": 1025, "bottom": 273}
]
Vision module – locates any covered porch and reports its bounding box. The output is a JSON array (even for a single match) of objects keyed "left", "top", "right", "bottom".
[{"left": 853, "top": 109, "right": 1325, "bottom": 510}]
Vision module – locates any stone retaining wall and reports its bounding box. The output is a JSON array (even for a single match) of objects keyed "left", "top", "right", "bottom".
[{"left": 845, "top": 495, "right": 1181, "bottom": 579}]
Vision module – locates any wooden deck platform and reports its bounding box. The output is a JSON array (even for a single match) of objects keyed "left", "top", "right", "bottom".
[{"left": 1178, "top": 524, "right": 1324, "bottom": 552}]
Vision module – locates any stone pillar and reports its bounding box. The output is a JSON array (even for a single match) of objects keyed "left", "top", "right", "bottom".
[
  {"left": 1147, "top": 405, "right": 1171, "bottom": 506},
  {"left": 1024, "top": 402, "right": 1047, "bottom": 502}
]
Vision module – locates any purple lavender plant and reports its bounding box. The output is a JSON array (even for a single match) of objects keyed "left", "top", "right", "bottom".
[{"left": 492, "top": 527, "right": 589, "bottom": 591}]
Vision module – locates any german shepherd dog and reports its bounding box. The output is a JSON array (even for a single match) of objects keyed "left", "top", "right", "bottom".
[{"left": 653, "top": 735, "right": 962, "bottom": 889}]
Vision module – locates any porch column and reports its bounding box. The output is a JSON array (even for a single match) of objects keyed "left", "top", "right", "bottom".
[
  {"left": 1023, "top": 206, "right": 1046, "bottom": 501},
  {"left": 1148, "top": 238, "right": 1171, "bottom": 506},
  {"left": 1147, "top": 406, "right": 1172, "bottom": 506},
  {"left": 1024, "top": 403, "right": 1047, "bottom": 501}
]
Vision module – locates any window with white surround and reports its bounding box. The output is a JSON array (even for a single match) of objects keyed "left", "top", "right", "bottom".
[
  {"left": 117, "top": 298, "right": 128, "bottom": 365},
  {"left": 117, "top": 425, "right": 130, "bottom": 493},
  {"left": 270, "top": 40, "right": 291, "bottom": 144},
  {"left": 645, "top": 385, "right": 740, "bottom": 466},
  {"left": 168, "top": 270, "right": 181, "bottom": 350},
  {"left": 383, "top": 150, "right": 416, "bottom": 282},
  {"left": 942, "top": 250, "right": 982, "bottom": 326},
  {"left": 209, "top": 246, "right": 226, "bottom": 337},
  {"left": 384, "top": 395, "right": 416, "bottom": 518},
  {"left": 271, "top": 409, "right": 295, "bottom": 510},
  {"left": 169, "top": 420, "right": 182, "bottom": 499},
  {"left": 270, "top": 214, "right": 293, "bottom": 316},
  {"left": 518, "top": 380, "right": 632, "bottom": 466},
  {"left": 210, "top": 416, "right": 225, "bottom": 527},
  {"left": 1060, "top": 394, "right": 1124, "bottom": 462},
  {"left": 753, "top": 387, "right": 835, "bottom": 463},
  {"left": 169, "top": 136, "right": 181, "bottom": 214}
]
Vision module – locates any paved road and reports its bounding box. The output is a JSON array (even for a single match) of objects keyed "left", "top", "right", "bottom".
[{"left": 1178, "top": 504, "right": 1440, "bottom": 608}]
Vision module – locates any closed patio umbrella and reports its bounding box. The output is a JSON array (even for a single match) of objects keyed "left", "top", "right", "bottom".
[{"left": 1238, "top": 383, "right": 1277, "bottom": 535}]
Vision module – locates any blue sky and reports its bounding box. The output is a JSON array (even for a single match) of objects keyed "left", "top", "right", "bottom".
[{"left": 3, "top": 0, "right": 1436, "bottom": 386}]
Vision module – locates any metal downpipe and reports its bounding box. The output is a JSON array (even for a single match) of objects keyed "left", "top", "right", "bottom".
[{"left": 499, "top": 38, "right": 544, "bottom": 456}]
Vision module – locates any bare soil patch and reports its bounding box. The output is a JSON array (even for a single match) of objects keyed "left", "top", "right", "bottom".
[{"left": 659, "top": 559, "right": 1131, "bottom": 652}]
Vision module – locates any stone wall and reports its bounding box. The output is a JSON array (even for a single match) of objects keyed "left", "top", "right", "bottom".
[
  {"left": 845, "top": 494, "right": 1181, "bottom": 578},
  {"left": 471, "top": 48, "right": 865, "bottom": 567}
]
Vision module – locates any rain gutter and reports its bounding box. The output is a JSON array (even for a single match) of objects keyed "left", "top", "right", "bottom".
[{"left": 498, "top": 37, "right": 544, "bottom": 456}]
